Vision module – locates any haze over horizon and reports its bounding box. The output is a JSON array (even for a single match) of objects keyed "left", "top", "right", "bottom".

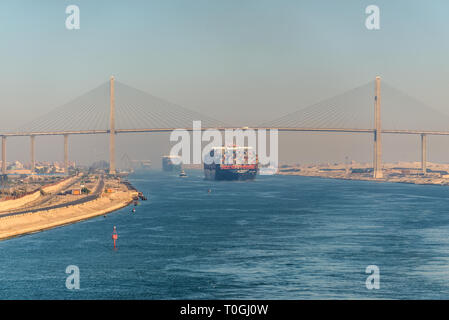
[{"left": 1, "top": 0, "right": 449, "bottom": 167}]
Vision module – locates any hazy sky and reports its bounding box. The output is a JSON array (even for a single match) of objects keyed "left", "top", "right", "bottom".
[{"left": 1, "top": 0, "right": 449, "bottom": 166}]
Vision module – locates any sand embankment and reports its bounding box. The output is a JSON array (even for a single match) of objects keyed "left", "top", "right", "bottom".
[
  {"left": 41, "top": 176, "right": 79, "bottom": 194},
  {"left": 0, "top": 190, "right": 42, "bottom": 212},
  {"left": 0, "top": 190, "right": 137, "bottom": 241},
  {"left": 0, "top": 176, "right": 79, "bottom": 212}
]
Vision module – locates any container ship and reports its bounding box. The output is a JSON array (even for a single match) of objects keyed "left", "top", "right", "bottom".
[
  {"left": 204, "top": 146, "right": 258, "bottom": 181},
  {"left": 162, "top": 155, "right": 182, "bottom": 172}
]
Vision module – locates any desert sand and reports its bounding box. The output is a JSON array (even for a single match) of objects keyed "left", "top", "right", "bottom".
[{"left": 0, "top": 188, "right": 137, "bottom": 240}]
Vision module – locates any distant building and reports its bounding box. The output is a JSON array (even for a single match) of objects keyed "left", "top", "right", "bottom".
[{"left": 8, "top": 169, "right": 32, "bottom": 175}]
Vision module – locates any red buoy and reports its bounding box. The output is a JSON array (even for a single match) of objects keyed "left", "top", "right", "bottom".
[{"left": 112, "top": 226, "right": 118, "bottom": 249}]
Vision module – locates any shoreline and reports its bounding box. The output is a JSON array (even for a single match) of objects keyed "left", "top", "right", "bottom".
[
  {"left": 277, "top": 161, "right": 449, "bottom": 186},
  {"left": 0, "top": 197, "right": 134, "bottom": 241},
  {"left": 278, "top": 171, "right": 449, "bottom": 186},
  {"left": 0, "top": 181, "right": 138, "bottom": 241},
  {"left": 0, "top": 175, "right": 79, "bottom": 212}
]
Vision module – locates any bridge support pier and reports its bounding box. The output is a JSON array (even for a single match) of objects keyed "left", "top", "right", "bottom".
[
  {"left": 109, "top": 76, "right": 116, "bottom": 175},
  {"left": 2, "top": 136, "right": 6, "bottom": 175},
  {"left": 421, "top": 134, "right": 427, "bottom": 175},
  {"left": 30, "top": 136, "right": 35, "bottom": 173},
  {"left": 64, "top": 134, "right": 69, "bottom": 175},
  {"left": 373, "top": 76, "right": 383, "bottom": 179}
]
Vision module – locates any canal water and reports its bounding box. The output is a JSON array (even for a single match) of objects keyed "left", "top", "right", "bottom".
[{"left": 1, "top": 170, "right": 449, "bottom": 299}]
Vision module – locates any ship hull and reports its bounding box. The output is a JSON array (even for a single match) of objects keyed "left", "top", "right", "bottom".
[{"left": 204, "top": 164, "right": 258, "bottom": 181}]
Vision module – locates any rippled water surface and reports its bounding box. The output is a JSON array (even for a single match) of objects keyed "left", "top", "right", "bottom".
[{"left": 1, "top": 170, "right": 449, "bottom": 299}]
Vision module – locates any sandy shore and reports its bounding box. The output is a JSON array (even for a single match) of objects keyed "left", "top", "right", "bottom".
[
  {"left": 0, "top": 175, "right": 79, "bottom": 213},
  {"left": 278, "top": 161, "right": 449, "bottom": 186},
  {"left": 0, "top": 189, "right": 137, "bottom": 241}
]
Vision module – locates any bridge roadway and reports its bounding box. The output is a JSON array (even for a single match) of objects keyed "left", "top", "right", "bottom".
[
  {"left": 2, "top": 127, "right": 449, "bottom": 137},
  {"left": 0, "top": 177, "right": 105, "bottom": 218}
]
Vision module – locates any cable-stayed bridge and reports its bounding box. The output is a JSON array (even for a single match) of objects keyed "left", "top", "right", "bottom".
[{"left": 2, "top": 76, "right": 449, "bottom": 178}]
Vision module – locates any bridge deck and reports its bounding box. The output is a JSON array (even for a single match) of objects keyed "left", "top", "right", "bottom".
[{"left": 1, "top": 127, "right": 449, "bottom": 137}]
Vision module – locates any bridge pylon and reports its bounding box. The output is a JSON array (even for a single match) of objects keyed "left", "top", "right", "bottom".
[
  {"left": 421, "top": 134, "right": 427, "bottom": 174},
  {"left": 109, "top": 76, "right": 116, "bottom": 175},
  {"left": 30, "top": 135, "right": 35, "bottom": 173},
  {"left": 1, "top": 136, "right": 6, "bottom": 175},
  {"left": 64, "top": 134, "right": 69, "bottom": 175},
  {"left": 373, "top": 76, "right": 383, "bottom": 179}
]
